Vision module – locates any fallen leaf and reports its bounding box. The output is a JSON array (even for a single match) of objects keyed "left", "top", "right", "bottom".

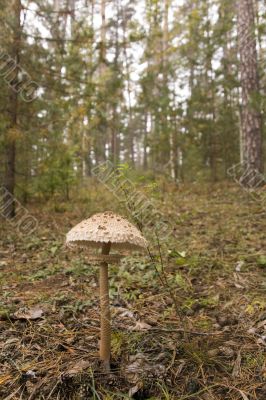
[
  {"left": 5, "top": 338, "right": 19, "bottom": 345},
  {"left": 65, "top": 360, "right": 91, "bottom": 377},
  {"left": 131, "top": 320, "right": 151, "bottom": 331},
  {"left": 124, "top": 353, "right": 166, "bottom": 385},
  {"left": 13, "top": 307, "right": 44, "bottom": 320},
  {"left": 128, "top": 381, "right": 143, "bottom": 397},
  {"left": 235, "top": 261, "right": 244, "bottom": 272},
  {"left": 257, "top": 319, "right": 266, "bottom": 329},
  {"left": 0, "top": 261, "right": 7, "bottom": 267},
  {"left": 232, "top": 351, "right": 241, "bottom": 378}
]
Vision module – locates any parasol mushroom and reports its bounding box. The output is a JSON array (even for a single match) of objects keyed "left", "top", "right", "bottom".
[{"left": 66, "top": 211, "right": 148, "bottom": 371}]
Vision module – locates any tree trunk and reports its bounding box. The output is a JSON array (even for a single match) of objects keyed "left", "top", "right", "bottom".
[
  {"left": 110, "top": 0, "right": 120, "bottom": 165},
  {"left": 99, "top": 0, "right": 107, "bottom": 163},
  {"left": 122, "top": 5, "right": 134, "bottom": 166},
  {"left": 85, "top": 0, "right": 94, "bottom": 176},
  {"left": 3, "top": 0, "right": 21, "bottom": 218},
  {"left": 205, "top": 0, "right": 217, "bottom": 182},
  {"left": 237, "top": 0, "right": 263, "bottom": 186},
  {"left": 163, "top": 0, "right": 176, "bottom": 179},
  {"left": 143, "top": 113, "right": 148, "bottom": 169}
]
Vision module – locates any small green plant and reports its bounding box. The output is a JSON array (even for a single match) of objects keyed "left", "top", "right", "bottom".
[
  {"left": 243, "top": 353, "right": 265, "bottom": 369},
  {"left": 258, "top": 256, "right": 266, "bottom": 267},
  {"left": 111, "top": 332, "right": 125, "bottom": 357},
  {"left": 29, "top": 264, "right": 62, "bottom": 281}
]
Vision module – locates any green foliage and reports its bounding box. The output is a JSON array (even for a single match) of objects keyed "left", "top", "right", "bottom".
[
  {"left": 0, "top": 0, "right": 265, "bottom": 202},
  {"left": 33, "top": 144, "right": 77, "bottom": 200},
  {"left": 258, "top": 256, "right": 266, "bottom": 267}
]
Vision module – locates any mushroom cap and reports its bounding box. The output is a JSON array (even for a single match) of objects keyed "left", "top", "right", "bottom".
[{"left": 66, "top": 211, "right": 148, "bottom": 252}]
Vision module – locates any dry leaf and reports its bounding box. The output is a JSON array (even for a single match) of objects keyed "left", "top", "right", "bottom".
[
  {"left": 65, "top": 360, "right": 91, "bottom": 377},
  {"left": 128, "top": 381, "right": 143, "bottom": 397},
  {"left": 131, "top": 320, "right": 151, "bottom": 331},
  {"left": 0, "top": 261, "right": 7, "bottom": 267},
  {"left": 232, "top": 351, "right": 241, "bottom": 378},
  {"left": 13, "top": 307, "right": 44, "bottom": 320},
  {"left": 235, "top": 261, "right": 244, "bottom": 272}
]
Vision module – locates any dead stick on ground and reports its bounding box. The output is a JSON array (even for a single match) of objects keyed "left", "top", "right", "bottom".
[{"left": 148, "top": 328, "right": 223, "bottom": 336}]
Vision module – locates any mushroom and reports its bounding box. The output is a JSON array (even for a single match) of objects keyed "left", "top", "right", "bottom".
[{"left": 66, "top": 211, "right": 148, "bottom": 371}]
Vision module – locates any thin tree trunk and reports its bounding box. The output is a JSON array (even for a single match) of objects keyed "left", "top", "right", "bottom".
[
  {"left": 122, "top": 5, "right": 134, "bottom": 166},
  {"left": 143, "top": 113, "right": 148, "bottom": 169},
  {"left": 69, "top": 0, "right": 76, "bottom": 37},
  {"left": 110, "top": 0, "right": 120, "bottom": 165},
  {"left": 99, "top": 0, "right": 107, "bottom": 162},
  {"left": 3, "top": 0, "right": 21, "bottom": 218},
  {"left": 85, "top": 0, "right": 94, "bottom": 176},
  {"left": 205, "top": 1, "right": 217, "bottom": 182},
  {"left": 163, "top": 0, "right": 176, "bottom": 179}
]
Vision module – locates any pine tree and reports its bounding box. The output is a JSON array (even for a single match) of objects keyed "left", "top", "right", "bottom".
[{"left": 237, "top": 0, "right": 263, "bottom": 185}]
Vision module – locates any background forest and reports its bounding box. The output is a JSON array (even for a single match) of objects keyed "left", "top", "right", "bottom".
[{"left": 0, "top": 0, "right": 265, "bottom": 203}]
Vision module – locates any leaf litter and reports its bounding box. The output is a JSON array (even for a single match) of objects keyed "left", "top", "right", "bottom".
[{"left": 0, "top": 183, "right": 266, "bottom": 399}]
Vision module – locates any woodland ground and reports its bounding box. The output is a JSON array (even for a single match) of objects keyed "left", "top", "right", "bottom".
[{"left": 0, "top": 181, "right": 266, "bottom": 400}]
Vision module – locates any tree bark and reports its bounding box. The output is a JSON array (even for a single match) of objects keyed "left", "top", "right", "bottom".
[
  {"left": 237, "top": 0, "right": 263, "bottom": 186},
  {"left": 143, "top": 113, "right": 148, "bottom": 169},
  {"left": 122, "top": 5, "right": 134, "bottom": 166},
  {"left": 98, "top": 0, "right": 108, "bottom": 163},
  {"left": 163, "top": 0, "right": 176, "bottom": 180},
  {"left": 110, "top": 0, "right": 120, "bottom": 165},
  {"left": 3, "top": 0, "right": 21, "bottom": 218}
]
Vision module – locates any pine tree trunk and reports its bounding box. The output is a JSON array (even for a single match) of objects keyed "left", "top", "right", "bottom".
[
  {"left": 111, "top": 0, "right": 120, "bottom": 165},
  {"left": 99, "top": 0, "right": 107, "bottom": 163},
  {"left": 143, "top": 113, "right": 148, "bottom": 169},
  {"left": 163, "top": 0, "right": 176, "bottom": 180},
  {"left": 122, "top": 6, "right": 134, "bottom": 166},
  {"left": 3, "top": 0, "right": 21, "bottom": 218},
  {"left": 237, "top": 0, "right": 263, "bottom": 186},
  {"left": 205, "top": 1, "right": 217, "bottom": 182},
  {"left": 85, "top": 0, "right": 94, "bottom": 174}
]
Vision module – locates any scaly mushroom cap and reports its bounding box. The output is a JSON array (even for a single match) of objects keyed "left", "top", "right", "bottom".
[{"left": 66, "top": 211, "right": 148, "bottom": 251}]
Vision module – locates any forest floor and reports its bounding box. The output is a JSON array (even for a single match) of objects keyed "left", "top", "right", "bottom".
[{"left": 0, "top": 181, "right": 266, "bottom": 400}]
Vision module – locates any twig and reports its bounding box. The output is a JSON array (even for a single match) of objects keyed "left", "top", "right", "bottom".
[
  {"left": 148, "top": 328, "right": 223, "bottom": 336},
  {"left": 177, "top": 384, "right": 219, "bottom": 399}
]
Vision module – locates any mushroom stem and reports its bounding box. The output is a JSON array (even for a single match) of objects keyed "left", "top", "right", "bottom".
[{"left": 99, "top": 242, "right": 111, "bottom": 371}]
